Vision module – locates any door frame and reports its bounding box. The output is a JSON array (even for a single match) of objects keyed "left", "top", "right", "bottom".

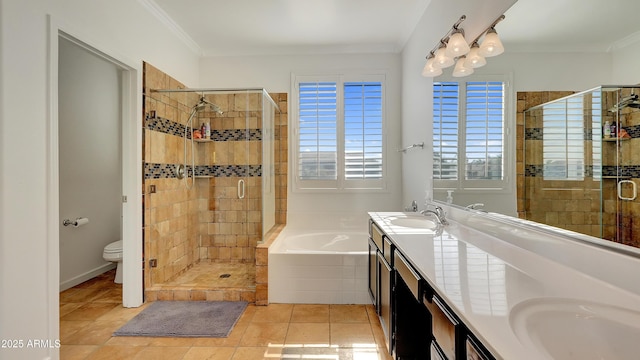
[{"left": 47, "top": 15, "right": 143, "bottom": 323}]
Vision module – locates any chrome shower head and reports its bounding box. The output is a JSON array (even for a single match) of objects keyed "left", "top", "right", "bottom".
[
  {"left": 608, "top": 94, "right": 640, "bottom": 112},
  {"left": 193, "top": 96, "right": 223, "bottom": 114}
]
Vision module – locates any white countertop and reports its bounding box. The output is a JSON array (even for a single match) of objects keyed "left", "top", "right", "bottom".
[{"left": 369, "top": 207, "right": 640, "bottom": 360}]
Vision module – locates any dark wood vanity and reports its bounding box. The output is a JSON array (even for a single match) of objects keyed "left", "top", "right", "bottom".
[{"left": 368, "top": 218, "right": 495, "bottom": 360}]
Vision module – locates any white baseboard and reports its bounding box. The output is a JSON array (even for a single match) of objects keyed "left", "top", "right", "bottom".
[{"left": 59, "top": 263, "right": 116, "bottom": 291}]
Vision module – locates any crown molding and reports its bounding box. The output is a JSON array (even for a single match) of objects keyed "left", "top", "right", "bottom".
[
  {"left": 608, "top": 30, "right": 640, "bottom": 53},
  {"left": 137, "top": 0, "right": 202, "bottom": 56}
]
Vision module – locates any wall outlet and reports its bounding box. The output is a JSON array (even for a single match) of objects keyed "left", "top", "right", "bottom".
[
  {"left": 149, "top": 259, "right": 157, "bottom": 268},
  {"left": 149, "top": 185, "right": 156, "bottom": 193}
]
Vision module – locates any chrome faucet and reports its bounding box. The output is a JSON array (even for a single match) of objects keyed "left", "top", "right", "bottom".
[
  {"left": 405, "top": 200, "right": 418, "bottom": 212},
  {"left": 421, "top": 205, "right": 449, "bottom": 225},
  {"left": 466, "top": 203, "right": 485, "bottom": 210}
]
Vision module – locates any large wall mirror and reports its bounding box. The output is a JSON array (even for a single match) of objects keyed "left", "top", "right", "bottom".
[{"left": 431, "top": 0, "right": 640, "bottom": 250}]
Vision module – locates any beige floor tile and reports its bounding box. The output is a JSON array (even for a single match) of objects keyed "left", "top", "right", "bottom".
[
  {"left": 290, "top": 304, "right": 330, "bottom": 323},
  {"left": 182, "top": 346, "right": 236, "bottom": 360},
  {"left": 84, "top": 345, "right": 144, "bottom": 360},
  {"left": 59, "top": 345, "right": 98, "bottom": 360},
  {"left": 131, "top": 345, "right": 189, "bottom": 359},
  {"left": 231, "top": 346, "right": 275, "bottom": 360},
  {"left": 96, "top": 304, "right": 148, "bottom": 322},
  {"left": 62, "top": 302, "right": 121, "bottom": 321},
  {"left": 330, "top": 304, "right": 370, "bottom": 323},
  {"left": 64, "top": 320, "right": 125, "bottom": 345},
  {"left": 251, "top": 303, "right": 293, "bottom": 323},
  {"left": 148, "top": 337, "right": 197, "bottom": 347},
  {"left": 285, "top": 322, "right": 330, "bottom": 345},
  {"left": 105, "top": 336, "right": 154, "bottom": 347},
  {"left": 239, "top": 322, "right": 288, "bottom": 347},
  {"left": 60, "top": 320, "right": 92, "bottom": 343},
  {"left": 330, "top": 323, "right": 375, "bottom": 347},
  {"left": 190, "top": 324, "right": 245, "bottom": 347}
]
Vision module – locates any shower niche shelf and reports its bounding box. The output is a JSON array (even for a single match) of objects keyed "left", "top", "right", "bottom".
[{"left": 194, "top": 139, "right": 213, "bottom": 143}]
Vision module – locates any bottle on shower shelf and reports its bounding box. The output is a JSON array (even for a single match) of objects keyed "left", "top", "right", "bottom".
[
  {"left": 201, "top": 123, "right": 206, "bottom": 139},
  {"left": 205, "top": 122, "right": 211, "bottom": 139},
  {"left": 604, "top": 121, "right": 611, "bottom": 138}
]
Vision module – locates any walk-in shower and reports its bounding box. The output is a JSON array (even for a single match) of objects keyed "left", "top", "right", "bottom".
[
  {"left": 522, "top": 85, "right": 640, "bottom": 248},
  {"left": 143, "top": 80, "right": 282, "bottom": 301}
]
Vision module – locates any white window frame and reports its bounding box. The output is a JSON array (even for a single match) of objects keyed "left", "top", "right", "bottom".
[
  {"left": 291, "top": 73, "right": 387, "bottom": 192},
  {"left": 433, "top": 74, "right": 512, "bottom": 194}
]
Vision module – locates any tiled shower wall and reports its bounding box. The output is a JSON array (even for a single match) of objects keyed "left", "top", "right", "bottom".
[
  {"left": 143, "top": 63, "right": 201, "bottom": 288},
  {"left": 517, "top": 90, "right": 640, "bottom": 247},
  {"left": 142, "top": 62, "right": 289, "bottom": 298}
]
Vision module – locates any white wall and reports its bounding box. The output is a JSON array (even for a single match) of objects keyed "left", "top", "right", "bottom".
[
  {"left": 58, "top": 37, "right": 121, "bottom": 290},
  {"left": 200, "top": 53, "right": 404, "bottom": 222},
  {"left": 612, "top": 41, "right": 640, "bottom": 85},
  {"left": 0, "top": 0, "right": 199, "bottom": 358},
  {"left": 400, "top": 0, "right": 517, "bottom": 212}
]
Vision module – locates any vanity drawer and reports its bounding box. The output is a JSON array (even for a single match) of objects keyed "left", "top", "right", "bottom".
[
  {"left": 383, "top": 236, "right": 393, "bottom": 264},
  {"left": 424, "top": 294, "right": 459, "bottom": 359},
  {"left": 394, "top": 251, "right": 421, "bottom": 300},
  {"left": 370, "top": 221, "right": 384, "bottom": 250},
  {"left": 466, "top": 335, "right": 495, "bottom": 360}
]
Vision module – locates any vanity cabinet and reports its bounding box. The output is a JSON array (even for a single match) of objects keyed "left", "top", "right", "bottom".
[
  {"left": 368, "top": 220, "right": 393, "bottom": 352},
  {"left": 370, "top": 216, "right": 497, "bottom": 360}
]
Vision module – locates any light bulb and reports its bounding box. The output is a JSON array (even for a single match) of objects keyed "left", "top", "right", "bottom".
[
  {"left": 422, "top": 57, "right": 442, "bottom": 77},
  {"left": 434, "top": 46, "right": 454, "bottom": 68},
  {"left": 465, "top": 43, "right": 486, "bottom": 68},
  {"left": 452, "top": 56, "right": 474, "bottom": 77},
  {"left": 445, "top": 31, "right": 470, "bottom": 58},
  {"left": 479, "top": 28, "right": 504, "bottom": 57}
]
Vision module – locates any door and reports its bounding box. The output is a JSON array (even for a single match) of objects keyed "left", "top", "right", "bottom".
[{"left": 58, "top": 36, "right": 122, "bottom": 291}]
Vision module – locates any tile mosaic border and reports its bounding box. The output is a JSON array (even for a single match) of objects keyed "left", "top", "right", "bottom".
[
  {"left": 525, "top": 125, "right": 640, "bottom": 141},
  {"left": 144, "top": 163, "right": 262, "bottom": 179},
  {"left": 525, "top": 164, "right": 640, "bottom": 178},
  {"left": 145, "top": 115, "right": 262, "bottom": 141}
]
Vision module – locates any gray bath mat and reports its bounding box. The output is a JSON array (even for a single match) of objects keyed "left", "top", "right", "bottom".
[{"left": 113, "top": 301, "right": 248, "bottom": 337}]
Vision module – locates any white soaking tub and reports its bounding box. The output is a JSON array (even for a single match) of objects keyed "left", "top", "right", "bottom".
[{"left": 268, "top": 226, "right": 369, "bottom": 304}]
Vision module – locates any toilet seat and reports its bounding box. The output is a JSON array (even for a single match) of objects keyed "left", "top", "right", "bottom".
[
  {"left": 104, "top": 240, "right": 122, "bottom": 253},
  {"left": 103, "top": 240, "right": 123, "bottom": 261}
]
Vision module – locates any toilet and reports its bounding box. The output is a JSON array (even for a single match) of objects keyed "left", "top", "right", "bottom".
[{"left": 103, "top": 240, "right": 123, "bottom": 284}]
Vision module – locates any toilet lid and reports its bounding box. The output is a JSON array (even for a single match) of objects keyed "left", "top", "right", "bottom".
[{"left": 104, "top": 240, "right": 123, "bottom": 253}]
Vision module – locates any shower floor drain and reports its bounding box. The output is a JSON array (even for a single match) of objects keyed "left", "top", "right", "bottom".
[{"left": 219, "top": 274, "right": 231, "bottom": 278}]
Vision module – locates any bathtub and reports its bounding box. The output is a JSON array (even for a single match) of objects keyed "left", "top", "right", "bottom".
[{"left": 268, "top": 227, "right": 370, "bottom": 304}]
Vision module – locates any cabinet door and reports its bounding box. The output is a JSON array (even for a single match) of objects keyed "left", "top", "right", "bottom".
[
  {"left": 368, "top": 237, "right": 378, "bottom": 310},
  {"left": 378, "top": 252, "right": 393, "bottom": 353},
  {"left": 431, "top": 341, "right": 448, "bottom": 360},
  {"left": 466, "top": 336, "right": 495, "bottom": 360}
]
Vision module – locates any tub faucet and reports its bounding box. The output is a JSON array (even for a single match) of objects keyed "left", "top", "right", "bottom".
[{"left": 421, "top": 205, "right": 449, "bottom": 225}]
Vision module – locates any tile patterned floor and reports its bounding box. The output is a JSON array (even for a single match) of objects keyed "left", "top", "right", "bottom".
[{"left": 60, "top": 270, "right": 392, "bottom": 360}]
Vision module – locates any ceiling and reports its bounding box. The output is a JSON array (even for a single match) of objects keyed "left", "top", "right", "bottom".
[{"left": 149, "top": 0, "right": 640, "bottom": 56}]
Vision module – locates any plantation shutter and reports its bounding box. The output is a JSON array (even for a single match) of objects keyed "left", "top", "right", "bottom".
[
  {"left": 298, "top": 82, "right": 338, "bottom": 180},
  {"left": 543, "top": 95, "right": 585, "bottom": 180},
  {"left": 465, "top": 81, "right": 504, "bottom": 180},
  {"left": 344, "top": 82, "right": 383, "bottom": 180},
  {"left": 433, "top": 82, "right": 459, "bottom": 180}
]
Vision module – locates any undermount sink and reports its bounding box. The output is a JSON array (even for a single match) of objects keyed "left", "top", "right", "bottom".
[
  {"left": 509, "top": 298, "right": 640, "bottom": 359},
  {"left": 388, "top": 215, "right": 437, "bottom": 229}
]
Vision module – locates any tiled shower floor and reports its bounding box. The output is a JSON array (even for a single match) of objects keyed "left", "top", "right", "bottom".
[{"left": 158, "top": 262, "right": 256, "bottom": 289}]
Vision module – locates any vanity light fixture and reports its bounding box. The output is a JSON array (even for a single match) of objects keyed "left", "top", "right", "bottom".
[
  {"left": 465, "top": 42, "right": 486, "bottom": 68},
  {"left": 452, "top": 56, "right": 474, "bottom": 77},
  {"left": 478, "top": 27, "right": 505, "bottom": 57},
  {"left": 422, "top": 53, "right": 443, "bottom": 77},
  {"left": 421, "top": 14, "right": 505, "bottom": 78},
  {"left": 446, "top": 29, "right": 470, "bottom": 58}
]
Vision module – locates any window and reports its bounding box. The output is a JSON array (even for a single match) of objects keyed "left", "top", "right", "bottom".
[
  {"left": 294, "top": 75, "right": 385, "bottom": 191},
  {"left": 433, "top": 77, "right": 509, "bottom": 191},
  {"left": 542, "top": 95, "right": 585, "bottom": 180}
]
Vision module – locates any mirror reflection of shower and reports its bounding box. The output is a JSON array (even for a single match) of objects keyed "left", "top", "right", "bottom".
[{"left": 183, "top": 95, "right": 223, "bottom": 189}]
